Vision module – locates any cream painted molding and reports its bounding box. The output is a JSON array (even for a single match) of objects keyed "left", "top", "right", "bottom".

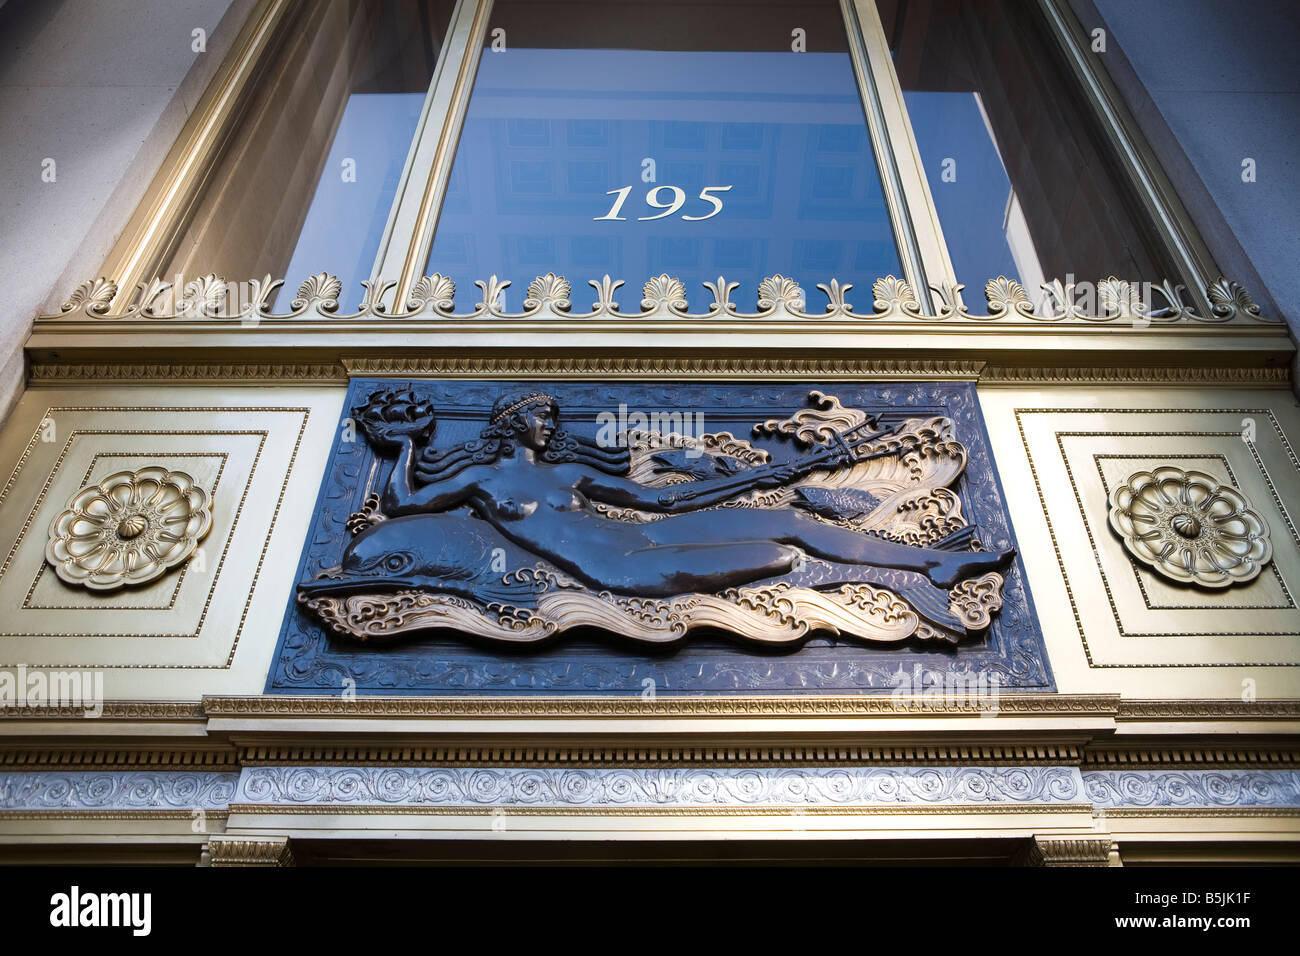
[{"left": 199, "top": 693, "right": 1120, "bottom": 719}]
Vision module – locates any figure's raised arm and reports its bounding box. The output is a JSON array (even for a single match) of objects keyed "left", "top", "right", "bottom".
[
  {"left": 381, "top": 436, "right": 481, "bottom": 516},
  {"left": 379, "top": 437, "right": 488, "bottom": 520}
]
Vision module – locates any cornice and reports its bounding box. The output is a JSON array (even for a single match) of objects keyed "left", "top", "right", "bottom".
[
  {"left": 5, "top": 741, "right": 1296, "bottom": 771},
  {"left": 341, "top": 355, "right": 987, "bottom": 379},
  {"left": 224, "top": 802, "right": 1093, "bottom": 818},
  {"left": 233, "top": 742, "right": 1084, "bottom": 767},
  {"left": 200, "top": 693, "right": 1121, "bottom": 719},
  {"left": 5, "top": 695, "right": 1296, "bottom": 732},
  {"left": 0, "top": 748, "right": 238, "bottom": 770},
  {"left": 980, "top": 364, "right": 1292, "bottom": 385},
  {"left": 0, "top": 809, "right": 229, "bottom": 822},
  {"left": 0, "top": 701, "right": 206, "bottom": 721},
  {"left": 1101, "top": 806, "right": 1300, "bottom": 818},
  {"left": 28, "top": 362, "right": 345, "bottom": 384},
  {"left": 1083, "top": 748, "right": 1300, "bottom": 769},
  {"left": 22, "top": 357, "right": 1293, "bottom": 386},
  {"left": 1116, "top": 699, "right": 1300, "bottom": 720}
]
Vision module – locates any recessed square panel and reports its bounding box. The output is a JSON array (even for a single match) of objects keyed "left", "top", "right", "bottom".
[
  {"left": 1091, "top": 453, "right": 1292, "bottom": 612},
  {"left": 0, "top": 405, "right": 310, "bottom": 670},
  {"left": 1012, "top": 405, "right": 1300, "bottom": 669}
]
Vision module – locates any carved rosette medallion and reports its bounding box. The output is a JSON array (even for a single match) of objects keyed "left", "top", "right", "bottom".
[
  {"left": 1107, "top": 467, "right": 1272, "bottom": 588},
  {"left": 45, "top": 467, "right": 213, "bottom": 590}
]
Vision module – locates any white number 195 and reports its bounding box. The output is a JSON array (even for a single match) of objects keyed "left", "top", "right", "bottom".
[{"left": 594, "top": 184, "right": 732, "bottom": 222}]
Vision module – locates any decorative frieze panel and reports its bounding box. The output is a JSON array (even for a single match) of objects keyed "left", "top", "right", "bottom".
[
  {"left": 267, "top": 379, "right": 1049, "bottom": 695},
  {"left": 5, "top": 767, "right": 1298, "bottom": 817},
  {"left": 232, "top": 765, "right": 1084, "bottom": 809},
  {"left": 0, "top": 771, "right": 238, "bottom": 812},
  {"left": 1084, "top": 770, "right": 1300, "bottom": 809}
]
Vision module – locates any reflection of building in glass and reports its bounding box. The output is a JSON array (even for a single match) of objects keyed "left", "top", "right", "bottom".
[
  {"left": 0, "top": 0, "right": 1297, "bottom": 868},
  {"left": 429, "top": 49, "right": 900, "bottom": 311}
]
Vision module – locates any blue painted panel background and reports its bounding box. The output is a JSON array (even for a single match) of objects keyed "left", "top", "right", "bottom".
[{"left": 265, "top": 380, "right": 1051, "bottom": 695}]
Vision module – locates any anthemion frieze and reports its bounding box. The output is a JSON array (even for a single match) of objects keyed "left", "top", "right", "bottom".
[{"left": 43, "top": 271, "right": 1276, "bottom": 325}]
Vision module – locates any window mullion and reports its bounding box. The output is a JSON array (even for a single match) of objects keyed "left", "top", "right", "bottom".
[
  {"left": 99, "top": 0, "right": 298, "bottom": 314},
  {"left": 374, "top": 0, "right": 493, "bottom": 311},
  {"left": 843, "top": 0, "right": 959, "bottom": 313}
]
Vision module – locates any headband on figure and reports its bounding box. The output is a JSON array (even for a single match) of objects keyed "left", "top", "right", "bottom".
[{"left": 489, "top": 392, "right": 557, "bottom": 424}]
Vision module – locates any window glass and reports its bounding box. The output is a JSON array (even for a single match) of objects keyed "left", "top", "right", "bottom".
[
  {"left": 877, "top": 0, "right": 1169, "bottom": 295},
  {"left": 164, "top": 0, "right": 456, "bottom": 311},
  {"left": 427, "top": 0, "right": 902, "bottom": 312}
]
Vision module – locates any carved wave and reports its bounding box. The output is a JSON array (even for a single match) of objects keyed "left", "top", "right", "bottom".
[
  {"left": 301, "top": 576, "right": 961, "bottom": 647},
  {"left": 756, "top": 390, "right": 871, "bottom": 444}
]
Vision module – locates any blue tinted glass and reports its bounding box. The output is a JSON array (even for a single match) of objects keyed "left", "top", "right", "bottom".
[
  {"left": 904, "top": 90, "right": 1024, "bottom": 288},
  {"left": 276, "top": 93, "right": 425, "bottom": 312},
  {"left": 880, "top": 0, "right": 1165, "bottom": 289},
  {"left": 428, "top": 48, "right": 901, "bottom": 312},
  {"left": 164, "top": 0, "right": 455, "bottom": 303}
]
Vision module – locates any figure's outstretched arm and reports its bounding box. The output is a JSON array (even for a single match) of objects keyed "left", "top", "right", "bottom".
[
  {"left": 382, "top": 437, "right": 478, "bottom": 516},
  {"left": 575, "top": 461, "right": 803, "bottom": 514}
]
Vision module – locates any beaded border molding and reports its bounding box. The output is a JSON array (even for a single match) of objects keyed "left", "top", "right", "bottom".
[{"left": 43, "top": 272, "right": 1276, "bottom": 324}]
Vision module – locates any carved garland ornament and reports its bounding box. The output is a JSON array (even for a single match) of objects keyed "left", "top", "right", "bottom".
[
  {"left": 1107, "top": 466, "right": 1272, "bottom": 588},
  {"left": 45, "top": 467, "right": 213, "bottom": 590}
]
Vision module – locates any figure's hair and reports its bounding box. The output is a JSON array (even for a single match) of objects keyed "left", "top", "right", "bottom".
[
  {"left": 413, "top": 389, "right": 628, "bottom": 485},
  {"left": 489, "top": 390, "right": 556, "bottom": 425}
]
